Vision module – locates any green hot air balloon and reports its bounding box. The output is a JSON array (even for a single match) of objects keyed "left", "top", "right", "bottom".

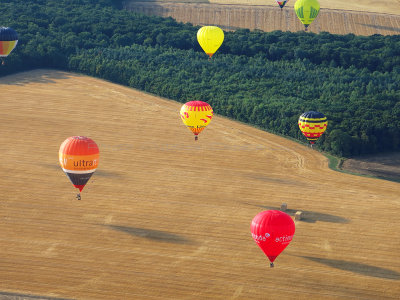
[{"left": 294, "top": 0, "right": 320, "bottom": 31}]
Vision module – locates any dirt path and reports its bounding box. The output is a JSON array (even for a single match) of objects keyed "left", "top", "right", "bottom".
[{"left": 0, "top": 70, "right": 399, "bottom": 299}]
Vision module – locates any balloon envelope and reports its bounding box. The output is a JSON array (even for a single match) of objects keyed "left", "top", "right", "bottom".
[
  {"left": 0, "top": 27, "right": 18, "bottom": 58},
  {"left": 197, "top": 26, "right": 224, "bottom": 58},
  {"left": 298, "top": 111, "right": 328, "bottom": 144},
  {"left": 180, "top": 101, "right": 213, "bottom": 140},
  {"left": 294, "top": 0, "right": 320, "bottom": 29},
  {"left": 59, "top": 136, "right": 99, "bottom": 192},
  {"left": 251, "top": 210, "right": 295, "bottom": 264}
]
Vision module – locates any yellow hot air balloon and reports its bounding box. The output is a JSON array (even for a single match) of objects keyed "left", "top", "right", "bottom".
[
  {"left": 197, "top": 26, "right": 224, "bottom": 59},
  {"left": 294, "top": 0, "right": 320, "bottom": 31},
  {"left": 180, "top": 101, "right": 213, "bottom": 140}
]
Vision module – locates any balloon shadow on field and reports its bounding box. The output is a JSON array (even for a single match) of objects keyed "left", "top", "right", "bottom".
[
  {"left": 0, "top": 69, "right": 82, "bottom": 86},
  {"left": 300, "top": 256, "right": 400, "bottom": 280},
  {"left": 104, "top": 224, "right": 194, "bottom": 245},
  {"left": 246, "top": 174, "right": 304, "bottom": 187},
  {"left": 95, "top": 169, "right": 123, "bottom": 179},
  {"left": 255, "top": 205, "right": 349, "bottom": 224},
  {"left": 357, "top": 23, "right": 400, "bottom": 33},
  {"left": 0, "top": 291, "right": 73, "bottom": 300}
]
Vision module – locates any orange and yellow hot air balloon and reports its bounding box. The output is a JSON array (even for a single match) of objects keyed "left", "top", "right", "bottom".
[
  {"left": 180, "top": 101, "right": 213, "bottom": 140},
  {"left": 0, "top": 27, "right": 18, "bottom": 65},
  {"left": 298, "top": 111, "right": 327, "bottom": 146},
  {"left": 59, "top": 136, "right": 99, "bottom": 199}
]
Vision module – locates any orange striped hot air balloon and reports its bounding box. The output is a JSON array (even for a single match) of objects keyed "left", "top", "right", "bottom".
[
  {"left": 180, "top": 101, "right": 213, "bottom": 140},
  {"left": 59, "top": 136, "right": 99, "bottom": 200}
]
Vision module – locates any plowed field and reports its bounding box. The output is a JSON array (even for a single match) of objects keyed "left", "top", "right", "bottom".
[{"left": 124, "top": 1, "right": 400, "bottom": 35}]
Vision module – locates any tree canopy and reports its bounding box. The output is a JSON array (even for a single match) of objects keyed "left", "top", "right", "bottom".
[{"left": 1, "top": 0, "right": 399, "bottom": 157}]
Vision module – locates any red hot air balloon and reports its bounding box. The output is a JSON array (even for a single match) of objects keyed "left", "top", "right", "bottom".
[
  {"left": 251, "top": 210, "right": 295, "bottom": 267},
  {"left": 59, "top": 136, "right": 99, "bottom": 200}
]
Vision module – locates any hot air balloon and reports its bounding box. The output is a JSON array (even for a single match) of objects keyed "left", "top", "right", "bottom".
[
  {"left": 276, "top": 0, "right": 289, "bottom": 9},
  {"left": 251, "top": 210, "right": 295, "bottom": 267},
  {"left": 59, "top": 136, "right": 99, "bottom": 200},
  {"left": 0, "top": 27, "right": 18, "bottom": 65},
  {"left": 298, "top": 111, "right": 328, "bottom": 147},
  {"left": 180, "top": 101, "right": 213, "bottom": 141},
  {"left": 197, "top": 26, "right": 224, "bottom": 59},
  {"left": 294, "top": 0, "right": 320, "bottom": 31}
]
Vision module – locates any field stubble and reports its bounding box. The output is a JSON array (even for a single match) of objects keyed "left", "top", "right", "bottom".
[
  {"left": 0, "top": 70, "right": 399, "bottom": 299},
  {"left": 124, "top": 1, "right": 400, "bottom": 35}
]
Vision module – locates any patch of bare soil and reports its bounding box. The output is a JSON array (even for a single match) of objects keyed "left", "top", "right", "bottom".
[{"left": 341, "top": 152, "right": 400, "bottom": 182}]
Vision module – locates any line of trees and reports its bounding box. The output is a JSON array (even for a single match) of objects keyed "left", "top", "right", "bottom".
[{"left": 1, "top": 0, "right": 399, "bottom": 157}]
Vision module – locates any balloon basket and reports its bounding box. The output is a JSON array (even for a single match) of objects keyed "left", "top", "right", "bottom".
[
  {"left": 76, "top": 193, "right": 81, "bottom": 200},
  {"left": 195, "top": 136, "right": 198, "bottom": 141},
  {"left": 270, "top": 262, "right": 274, "bottom": 268}
]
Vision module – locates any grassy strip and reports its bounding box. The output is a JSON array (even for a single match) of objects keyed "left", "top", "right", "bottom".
[
  {"left": 323, "top": 153, "right": 400, "bottom": 183},
  {"left": 324, "top": 153, "right": 343, "bottom": 171}
]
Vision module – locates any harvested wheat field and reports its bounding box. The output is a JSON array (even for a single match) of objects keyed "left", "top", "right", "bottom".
[
  {"left": 0, "top": 69, "right": 399, "bottom": 300},
  {"left": 125, "top": 0, "right": 400, "bottom": 15},
  {"left": 124, "top": 1, "right": 400, "bottom": 35},
  {"left": 205, "top": 0, "right": 399, "bottom": 15}
]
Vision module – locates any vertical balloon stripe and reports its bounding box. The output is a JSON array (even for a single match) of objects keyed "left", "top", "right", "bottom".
[
  {"left": 296, "top": 7, "right": 304, "bottom": 19},
  {"left": 310, "top": 7, "right": 319, "bottom": 18}
]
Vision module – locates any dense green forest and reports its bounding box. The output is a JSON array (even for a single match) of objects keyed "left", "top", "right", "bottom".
[{"left": 0, "top": 0, "right": 399, "bottom": 157}]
